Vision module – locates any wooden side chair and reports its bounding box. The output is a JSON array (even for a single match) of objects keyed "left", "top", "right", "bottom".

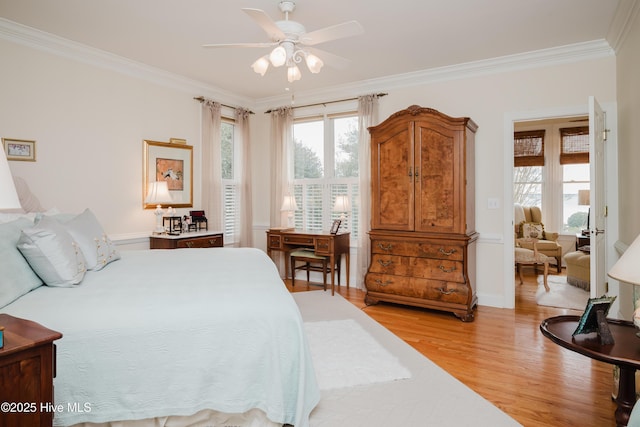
[
  {"left": 290, "top": 248, "right": 341, "bottom": 295},
  {"left": 515, "top": 240, "right": 550, "bottom": 292}
]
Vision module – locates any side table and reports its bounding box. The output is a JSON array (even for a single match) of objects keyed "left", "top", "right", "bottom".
[
  {"left": 0, "top": 314, "right": 63, "bottom": 427},
  {"left": 540, "top": 315, "right": 640, "bottom": 427},
  {"left": 150, "top": 231, "right": 223, "bottom": 249}
]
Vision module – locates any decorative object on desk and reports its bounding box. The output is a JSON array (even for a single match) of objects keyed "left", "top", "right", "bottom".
[
  {"left": 281, "top": 194, "right": 298, "bottom": 228},
  {"left": 578, "top": 189, "right": 590, "bottom": 234},
  {"left": 2, "top": 138, "right": 36, "bottom": 161},
  {"left": 0, "top": 149, "right": 20, "bottom": 209},
  {"left": 608, "top": 233, "right": 640, "bottom": 335},
  {"left": 189, "top": 210, "right": 208, "bottom": 231},
  {"left": 332, "top": 195, "right": 351, "bottom": 229},
  {"left": 163, "top": 216, "right": 182, "bottom": 235},
  {"left": 145, "top": 181, "right": 173, "bottom": 234},
  {"left": 330, "top": 219, "right": 341, "bottom": 235},
  {"left": 572, "top": 295, "right": 617, "bottom": 344},
  {"left": 143, "top": 140, "right": 193, "bottom": 208}
]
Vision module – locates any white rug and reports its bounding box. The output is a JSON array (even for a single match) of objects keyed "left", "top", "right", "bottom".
[
  {"left": 304, "top": 319, "right": 411, "bottom": 390},
  {"left": 535, "top": 275, "right": 590, "bottom": 310},
  {"left": 293, "top": 291, "right": 521, "bottom": 426}
]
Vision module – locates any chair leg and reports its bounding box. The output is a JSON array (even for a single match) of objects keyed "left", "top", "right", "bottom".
[
  {"left": 543, "top": 262, "right": 550, "bottom": 291},
  {"left": 517, "top": 263, "right": 525, "bottom": 285},
  {"left": 556, "top": 256, "right": 562, "bottom": 273},
  {"left": 290, "top": 258, "right": 296, "bottom": 288},
  {"left": 306, "top": 262, "right": 310, "bottom": 282}
]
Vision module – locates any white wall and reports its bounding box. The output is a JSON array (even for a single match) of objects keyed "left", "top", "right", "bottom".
[{"left": 1, "top": 32, "right": 620, "bottom": 309}]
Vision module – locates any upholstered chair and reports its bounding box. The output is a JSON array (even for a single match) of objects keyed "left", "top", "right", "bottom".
[{"left": 514, "top": 205, "right": 563, "bottom": 273}]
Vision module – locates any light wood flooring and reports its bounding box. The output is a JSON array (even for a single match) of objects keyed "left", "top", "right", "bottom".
[{"left": 286, "top": 267, "right": 619, "bottom": 427}]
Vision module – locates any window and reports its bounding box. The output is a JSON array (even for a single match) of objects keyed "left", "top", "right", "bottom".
[
  {"left": 513, "top": 122, "right": 590, "bottom": 233},
  {"left": 221, "top": 119, "right": 238, "bottom": 243},
  {"left": 292, "top": 114, "right": 359, "bottom": 238}
]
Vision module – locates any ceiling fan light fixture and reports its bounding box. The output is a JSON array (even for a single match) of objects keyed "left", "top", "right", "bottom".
[
  {"left": 287, "top": 65, "right": 301, "bottom": 82},
  {"left": 269, "top": 45, "right": 287, "bottom": 67},
  {"left": 251, "top": 55, "right": 270, "bottom": 76},
  {"left": 305, "top": 53, "right": 323, "bottom": 73}
]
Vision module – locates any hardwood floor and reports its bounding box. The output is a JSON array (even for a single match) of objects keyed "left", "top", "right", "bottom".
[{"left": 287, "top": 268, "right": 619, "bottom": 427}]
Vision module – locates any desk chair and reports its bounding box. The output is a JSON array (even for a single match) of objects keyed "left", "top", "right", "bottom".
[{"left": 290, "top": 249, "right": 341, "bottom": 295}]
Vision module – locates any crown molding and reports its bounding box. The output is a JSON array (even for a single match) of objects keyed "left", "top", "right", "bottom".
[
  {"left": 0, "top": 18, "right": 253, "bottom": 108},
  {"left": 606, "top": 0, "right": 640, "bottom": 53},
  {"left": 0, "top": 17, "right": 615, "bottom": 113}
]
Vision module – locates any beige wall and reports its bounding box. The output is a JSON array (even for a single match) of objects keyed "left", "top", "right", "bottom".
[{"left": 1, "top": 29, "right": 625, "bottom": 308}]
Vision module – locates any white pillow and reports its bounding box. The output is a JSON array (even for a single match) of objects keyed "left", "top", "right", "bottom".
[
  {"left": 0, "top": 218, "right": 43, "bottom": 307},
  {"left": 17, "top": 216, "right": 86, "bottom": 287},
  {"left": 64, "top": 209, "right": 120, "bottom": 271}
]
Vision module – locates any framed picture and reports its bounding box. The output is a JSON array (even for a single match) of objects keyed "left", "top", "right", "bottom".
[
  {"left": 2, "top": 138, "right": 36, "bottom": 161},
  {"left": 330, "top": 219, "right": 341, "bottom": 235},
  {"left": 572, "top": 295, "right": 617, "bottom": 336},
  {"left": 143, "top": 140, "right": 193, "bottom": 209}
]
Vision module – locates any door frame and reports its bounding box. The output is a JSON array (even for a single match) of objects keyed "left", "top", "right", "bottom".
[{"left": 502, "top": 102, "right": 620, "bottom": 315}]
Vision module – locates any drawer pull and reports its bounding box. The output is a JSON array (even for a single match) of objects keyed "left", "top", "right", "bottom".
[
  {"left": 186, "top": 241, "right": 194, "bottom": 248},
  {"left": 437, "top": 287, "right": 457, "bottom": 295},
  {"left": 377, "top": 243, "right": 393, "bottom": 251},
  {"left": 374, "top": 279, "right": 392, "bottom": 287},
  {"left": 377, "top": 260, "right": 393, "bottom": 267},
  {"left": 438, "top": 248, "right": 457, "bottom": 256},
  {"left": 438, "top": 265, "right": 456, "bottom": 273},
  {"left": 208, "top": 239, "right": 217, "bottom": 245}
]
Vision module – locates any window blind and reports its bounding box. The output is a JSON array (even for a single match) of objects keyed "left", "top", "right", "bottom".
[
  {"left": 514, "top": 130, "right": 545, "bottom": 167},
  {"left": 560, "top": 126, "right": 589, "bottom": 164}
]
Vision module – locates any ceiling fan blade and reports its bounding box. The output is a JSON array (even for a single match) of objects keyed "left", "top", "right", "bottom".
[
  {"left": 242, "top": 8, "right": 286, "bottom": 41},
  {"left": 202, "top": 42, "right": 276, "bottom": 48},
  {"left": 302, "top": 20, "right": 364, "bottom": 46},
  {"left": 307, "top": 47, "right": 351, "bottom": 69}
]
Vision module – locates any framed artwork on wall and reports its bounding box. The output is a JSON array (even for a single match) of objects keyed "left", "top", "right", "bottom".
[
  {"left": 143, "top": 140, "right": 193, "bottom": 209},
  {"left": 2, "top": 138, "right": 36, "bottom": 161}
]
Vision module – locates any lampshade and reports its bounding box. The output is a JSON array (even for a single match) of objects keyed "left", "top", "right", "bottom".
[
  {"left": 269, "top": 46, "right": 287, "bottom": 67},
  {"left": 608, "top": 234, "right": 640, "bottom": 286},
  {"left": 332, "top": 195, "right": 350, "bottom": 213},
  {"left": 251, "top": 56, "right": 270, "bottom": 76},
  {"left": 578, "top": 189, "right": 590, "bottom": 206},
  {"left": 287, "top": 65, "right": 301, "bottom": 83},
  {"left": 145, "top": 181, "right": 173, "bottom": 205},
  {"left": 305, "top": 53, "right": 324, "bottom": 74},
  {"left": 0, "top": 150, "right": 20, "bottom": 209},
  {"left": 280, "top": 195, "right": 298, "bottom": 212}
]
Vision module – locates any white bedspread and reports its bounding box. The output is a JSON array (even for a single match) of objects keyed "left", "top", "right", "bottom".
[{"left": 1, "top": 248, "right": 319, "bottom": 426}]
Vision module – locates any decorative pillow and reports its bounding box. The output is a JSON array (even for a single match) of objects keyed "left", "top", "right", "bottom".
[
  {"left": 64, "top": 208, "right": 120, "bottom": 271},
  {"left": 0, "top": 212, "right": 36, "bottom": 224},
  {"left": 17, "top": 216, "right": 86, "bottom": 287},
  {"left": 519, "top": 221, "right": 545, "bottom": 239},
  {"left": 0, "top": 218, "right": 44, "bottom": 308}
]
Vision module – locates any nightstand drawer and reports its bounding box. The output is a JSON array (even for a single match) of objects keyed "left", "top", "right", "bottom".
[
  {"left": 176, "top": 235, "right": 223, "bottom": 248},
  {"left": 150, "top": 232, "right": 224, "bottom": 249}
]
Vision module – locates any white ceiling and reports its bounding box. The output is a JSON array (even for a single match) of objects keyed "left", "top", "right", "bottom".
[{"left": 0, "top": 0, "right": 633, "bottom": 103}]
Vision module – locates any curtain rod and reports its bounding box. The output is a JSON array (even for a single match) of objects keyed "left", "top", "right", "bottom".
[
  {"left": 193, "top": 97, "right": 254, "bottom": 114},
  {"left": 264, "top": 93, "right": 388, "bottom": 114}
]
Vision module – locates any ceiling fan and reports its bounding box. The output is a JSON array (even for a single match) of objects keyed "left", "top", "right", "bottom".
[{"left": 202, "top": 1, "right": 364, "bottom": 82}]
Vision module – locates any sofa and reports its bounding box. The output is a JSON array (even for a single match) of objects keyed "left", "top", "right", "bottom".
[{"left": 514, "top": 204, "right": 563, "bottom": 273}]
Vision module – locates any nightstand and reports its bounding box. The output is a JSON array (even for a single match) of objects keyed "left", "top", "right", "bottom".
[
  {"left": 149, "top": 231, "right": 224, "bottom": 249},
  {"left": 0, "top": 314, "right": 62, "bottom": 427}
]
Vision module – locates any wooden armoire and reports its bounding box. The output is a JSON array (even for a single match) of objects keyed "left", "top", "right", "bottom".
[{"left": 364, "top": 105, "right": 478, "bottom": 321}]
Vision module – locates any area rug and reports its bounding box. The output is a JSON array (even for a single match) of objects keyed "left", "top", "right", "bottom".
[
  {"left": 293, "top": 291, "right": 521, "bottom": 426},
  {"left": 304, "top": 319, "right": 411, "bottom": 390},
  {"left": 535, "top": 275, "right": 590, "bottom": 310}
]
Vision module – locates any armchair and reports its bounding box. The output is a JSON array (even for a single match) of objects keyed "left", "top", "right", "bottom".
[{"left": 514, "top": 205, "right": 563, "bottom": 273}]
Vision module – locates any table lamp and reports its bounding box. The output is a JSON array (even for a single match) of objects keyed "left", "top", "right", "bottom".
[
  {"left": 608, "top": 233, "right": 640, "bottom": 333},
  {"left": 280, "top": 194, "right": 298, "bottom": 228},
  {"left": 145, "top": 181, "right": 173, "bottom": 234},
  {"left": 332, "top": 194, "right": 350, "bottom": 231},
  {"left": 0, "top": 150, "right": 21, "bottom": 209},
  {"left": 578, "top": 189, "right": 590, "bottom": 234}
]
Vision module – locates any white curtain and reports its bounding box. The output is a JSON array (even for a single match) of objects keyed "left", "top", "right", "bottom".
[
  {"left": 356, "top": 95, "right": 380, "bottom": 289},
  {"left": 201, "top": 101, "right": 223, "bottom": 232},
  {"left": 270, "top": 106, "right": 294, "bottom": 228},
  {"left": 235, "top": 108, "right": 253, "bottom": 247}
]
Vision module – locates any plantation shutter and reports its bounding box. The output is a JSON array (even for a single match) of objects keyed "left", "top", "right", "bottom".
[
  {"left": 514, "top": 130, "right": 545, "bottom": 167},
  {"left": 560, "top": 126, "right": 589, "bottom": 164}
]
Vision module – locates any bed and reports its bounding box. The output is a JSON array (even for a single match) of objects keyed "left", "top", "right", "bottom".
[{"left": 0, "top": 204, "right": 320, "bottom": 426}]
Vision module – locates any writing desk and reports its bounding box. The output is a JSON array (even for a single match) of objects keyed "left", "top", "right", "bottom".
[{"left": 266, "top": 229, "right": 350, "bottom": 293}]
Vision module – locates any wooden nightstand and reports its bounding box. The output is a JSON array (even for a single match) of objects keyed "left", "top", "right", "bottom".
[
  {"left": 0, "top": 314, "right": 62, "bottom": 427},
  {"left": 149, "top": 231, "right": 224, "bottom": 249}
]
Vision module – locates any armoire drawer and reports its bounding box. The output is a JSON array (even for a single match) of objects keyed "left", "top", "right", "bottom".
[
  {"left": 365, "top": 273, "right": 469, "bottom": 305},
  {"left": 370, "top": 239, "right": 464, "bottom": 261},
  {"left": 369, "top": 254, "right": 464, "bottom": 282}
]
